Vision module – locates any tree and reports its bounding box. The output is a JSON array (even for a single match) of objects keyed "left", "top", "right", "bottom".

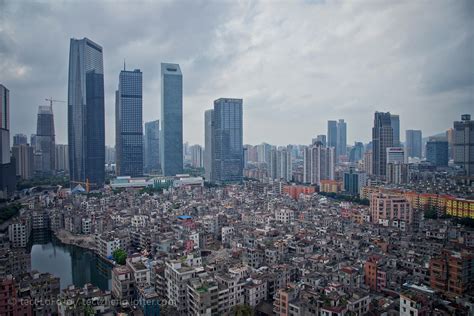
[{"left": 113, "top": 248, "right": 127, "bottom": 265}]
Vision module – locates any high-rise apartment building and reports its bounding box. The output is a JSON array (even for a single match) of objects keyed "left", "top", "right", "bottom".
[
  {"left": 390, "top": 114, "right": 400, "bottom": 147},
  {"left": 13, "top": 134, "right": 27, "bottom": 146},
  {"left": 160, "top": 63, "right": 183, "bottom": 176},
  {"left": 35, "top": 105, "right": 55, "bottom": 174},
  {"left": 363, "top": 151, "right": 373, "bottom": 175},
  {"left": 12, "top": 144, "right": 34, "bottom": 180},
  {"left": 68, "top": 37, "right": 105, "bottom": 188},
  {"left": 204, "top": 109, "right": 214, "bottom": 182},
  {"left": 116, "top": 69, "right": 143, "bottom": 177},
  {"left": 405, "top": 130, "right": 422, "bottom": 159},
  {"left": 55, "top": 144, "right": 69, "bottom": 172},
  {"left": 453, "top": 114, "right": 474, "bottom": 177},
  {"left": 426, "top": 139, "right": 449, "bottom": 167},
  {"left": 144, "top": 120, "right": 160, "bottom": 173},
  {"left": 212, "top": 98, "right": 243, "bottom": 184},
  {"left": 269, "top": 147, "right": 292, "bottom": 182},
  {"left": 372, "top": 112, "right": 393, "bottom": 178},
  {"left": 304, "top": 143, "right": 335, "bottom": 186},
  {"left": 0, "top": 84, "right": 16, "bottom": 198},
  {"left": 190, "top": 144, "right": 203, "bottom": 168}
]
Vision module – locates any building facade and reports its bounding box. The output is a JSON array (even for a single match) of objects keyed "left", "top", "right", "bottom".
[
  {"left": 160, "top": 63, "right": 183, "bottom": 176},
  {"left": 116, "top": 69, "right": 143, "bottom": 177},
  {"left": 453, "top": 114, "right": 473, "bottom": 177},
  {"left": 68, "top": 37, "right": 105, "bottom": 188},
  {"left": 212, "top": 98, "right": 243, "bottom": 184},
  {"left": 405, "top": 130, "right": 422, "bottom": 159},
  {"left": 0, "top": 84, "right": 15, "bottom": 198},
  {"left": 204, "top": 109, "right": 214, "bottom": 182},
  {"left": 35, "top": 105, "right": 55, "bottom": 174},
  {"left": 144, "top": 120, "right": 160, "bottom": 173},
  {"left": 426, "top": 139, "right": 449, "bottom": 167},
  {"left": 55, "top": 144, "right": 69, "bottom": 172},
  {"left": 372, "top": 112, "right": 393, "bottom": 178},
  {"left": 390, "top": 114, "right": 400, "bottom": 147},
  {"left": 12, "top": 144, "right": 34, "bottom": 180}
]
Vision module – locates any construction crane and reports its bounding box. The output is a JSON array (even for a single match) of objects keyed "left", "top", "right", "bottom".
[
  {"left": 45, "top": 97, "right": 65, "bottom": 109},
  {"left": 70, "top": 178, "right": 96, "bottom": 193}
]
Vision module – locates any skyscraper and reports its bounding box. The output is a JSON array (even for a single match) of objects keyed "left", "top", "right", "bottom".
[
  {"left": 68, "top": 37, "right": 105, "bottom": 188},
  {"left": 405, "top": 130, "right": 422, "bottom": 159},
  {"left": 190, "top": 145, "right": 203, "bottom": 168},
  {"left": 372, "top": 112, "right": 393, "bottom": 177},
  {"left": 144, "top": 120, "right": 160, "bottom": 173},
  {"left": 308, "top": 143, "right": 335, "bottom": 185},
  {"left": 0, "top": 84, "right": 16, "bottom": 198},
  {"left": 426, "top": 139, "right": 449, "bottom": 167},
  {"left": 36, "top": 105, "right": 55, "bottom": 174},
  {"left": 160, "top": 63, "right": 183, "bottom": 176},
  {"left": 0, "top": 84, "right": 10, "bottom": 166},
  {"left": 314, "top": 135, "right": 326, "bottom": 146},
  {"left": 55, "top": 144, "right": 69, "bottom": 172},
  {"left": 12, "top": 144, "right": 34, "bottom": 180},
  {"left": 204, "top": 109, "right": 214, "bottom": 182},
  {"left": 13, "top": 134, "right": 28, "bottom": 146},
  {"left": 116, "top": 69, "right": 143, "bottom": 177},
  {"left": 337, "top": 119, "right": 347, "bottom": 159},
  {"left": 390, "top": 114, "right": 400, "bottom": 147},
  {"left": 453, "top": 114, "right": 474, "bottom": 177},
  {"left": 349, "top": 142, "right": 364, "bottom": 162},
  {"left": 327, "top": 120, "right": 337, "bottom": 149},
  {"left": 212, "top": 98, "right": 243, "bottom": 184}
]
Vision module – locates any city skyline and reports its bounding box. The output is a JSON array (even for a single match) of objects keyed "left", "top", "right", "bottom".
[{"left": 1, "top": 1, "right": 472, "bottom": 146}]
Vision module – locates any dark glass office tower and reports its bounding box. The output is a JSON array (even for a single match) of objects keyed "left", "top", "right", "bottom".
[
  {"left": 116, "top": 69, "right": 143, "bottom": 177},
  {"left": 372, "top": 112, "right": 393, "bottom": 177},
  {"left": 144, "top": 120, "right": 160, "bottom": 173},
  {"left": 212, "top": 98, "right": 243, "bottom": 184},
  {"left": 327, "top": 120, "right": 337, "bottom": 149},
  {"left": 160, "top": 63, "right": 183, "bottom": 176},
  {"left": 68, "top": 38, "right": 105, "bottom": 188},
  {"left": 405, "top": 130, "right": 422, "bottom": 159},
  {"left": 36, "top": 105, "right": 55, "bottom": 174}
]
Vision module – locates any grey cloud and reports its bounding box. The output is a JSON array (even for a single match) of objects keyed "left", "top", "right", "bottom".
[{"left": 0, "top": 0, "right": 472, "bottom": 147}]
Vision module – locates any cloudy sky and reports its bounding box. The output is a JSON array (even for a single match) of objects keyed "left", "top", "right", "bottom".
[{"left": 1, "top": 0, "right": 473, "bottom": 147}]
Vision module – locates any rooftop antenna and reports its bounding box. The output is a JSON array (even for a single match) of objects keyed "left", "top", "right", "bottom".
[{"left": 124, "top": 58, "right": 126, "bottom": 71}]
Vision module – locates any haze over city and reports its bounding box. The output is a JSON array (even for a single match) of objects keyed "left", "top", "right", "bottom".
[{"left": 1, "top": 0, "right": 473, "bottom": 146}]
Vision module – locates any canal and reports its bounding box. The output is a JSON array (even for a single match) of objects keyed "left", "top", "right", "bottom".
[{"left": 30, "top": 230, "right": 112, "bottom": 290}]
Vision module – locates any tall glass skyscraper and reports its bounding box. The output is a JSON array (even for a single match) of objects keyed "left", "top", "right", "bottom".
[
  {"left": 36, "top": 105, "right": 55, "bottom": 174},
  {"left": 116, "top": 69, "right": 143, "bottom": 177},
  {"left": 212, "top": 98, "right": 243, "bottom": 184},
  {"left": 372, "top": 112, "right": 393, "bottom": 177},
  {"left": 160, "top": 63, "right": 183, "bottom": 176},
  {"left": 405, "top": 129, "right": 422, "bottom": 159},
  {"left": 337, "top": 119, "right": 347, "bottom": 159},
  {"left": 204, "top": 109, "right": 214, "bottom": 182},
  {"left": 327, "top": 120, "right": 337, "bottom": 150},
  {"left": 144, "top": 120, "right": 160, "bottom": 173},
  {"left": 390, "top": 114, "right": 400, "bottom": 147},
  {"left": 68, "top": 38, "right": 105, "bottom": 188}
]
